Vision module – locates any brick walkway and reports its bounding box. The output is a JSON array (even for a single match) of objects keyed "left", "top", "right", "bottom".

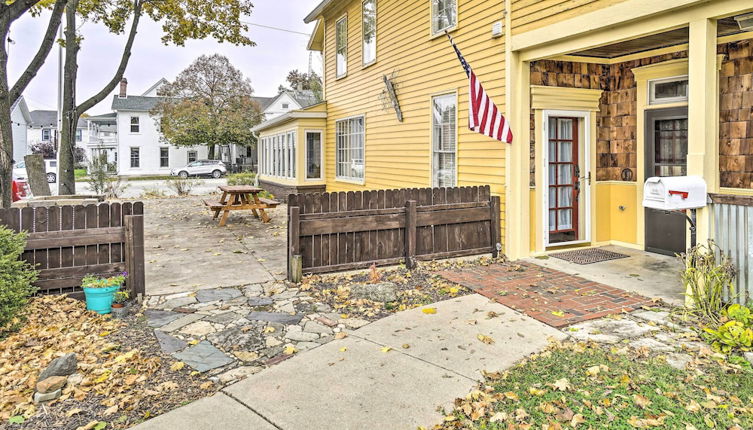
[{"left": 439, "top": 263, "right": 654, "bottom": 328}]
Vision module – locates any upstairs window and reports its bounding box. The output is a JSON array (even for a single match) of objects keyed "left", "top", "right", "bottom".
[
  {"left": 75, "top": 129, "right": 83, "bottom": 142},
  {"left": 130, "top": 116, "right": 140, "bottom": 133},
  {"left": 362, "top": 0, "right": 376, "bottom": 65},
  {"left": 649, "top": 76, "right": 688, "bottom": 105},
  {"left": 336, "top": 16, "right": 348, "bottom": 78},
  {"left": 431, "top": 0, "right": 457, "bottom": 35},
  {"left": 42, "top": 128, "right": 51, "bottom": 141}
]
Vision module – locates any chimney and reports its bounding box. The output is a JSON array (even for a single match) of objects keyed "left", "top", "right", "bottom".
[{"left": 119, "top": 78, "right": 128, "bottom": 98}]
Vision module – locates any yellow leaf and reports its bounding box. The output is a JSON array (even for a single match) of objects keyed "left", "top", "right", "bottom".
[
  {"left": 114, "top": 349, "right": 138, "bottom": 363},
  {"left": 402, "top": 343, "right": 410, "bottom": 349},
  {"left": 551, "top": 311, "right": 565, "bottom": 317},
  {"left": 98, "top": 331, "right": 110, "bottom": 337},
  {"left": 340, "top": 313, "right": 349, "bottom": 319},
  {"left": 422, "top": 307, "right": 437, "bottom": 314},
  {"left": 634, "top": 394, "right": 652, "bottom": 409},
  {"left": 528, "top": 387, "right": 547, "bottom": 396},
  {"left": 571, "top": 413, "right": 586, "bottom": 428},
  {"left": 477, "top": 334, "right": 495, "bottom": 344},
  {"left": 380, "top": 346, "right": 393, "bottom": 353},
  {"left": 551, "top": 378, "right": 571, "bottom": 392},
  {"left": 335, "top": 332, "right": 348, "bottom": 340},
  {"left": 65, "top": 408, "right": 83, "bottom": 417},
  {"left": 263, "top": 326, "right": 276, "bottom": 334},
  {"left": 170, "top": 361, "right": 185, "bottom": 372},
  {"left": 200, "top": 381, "right": 213, "bottom": 390},
  {"left": 339, "top": 347, "right": 348, "bottom": 352},
  {"left": 94, "top": 371, "right": 111, "bottom": 384},
  {"left": 188, "top": 339, "right": 200, "bottom": 345},
  {"left": 103, "top": 405, "right": 118, "bottom": 416},
  {"left": 283, "top": 345, "right": 297, "bottom": 355},
  {"left": 503, "top": 391, "right": 519, "bottom": 401}
]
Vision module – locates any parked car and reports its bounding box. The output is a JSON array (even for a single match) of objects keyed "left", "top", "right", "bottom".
[
  {"left": 11, "top": 179, "right": 29, "bottom": 201},
  {"left": 170, "top": 160, "right": 227, "bottom": 179},
  {"left": 13, "top": 159, "right": 58, "bottom": 183}
]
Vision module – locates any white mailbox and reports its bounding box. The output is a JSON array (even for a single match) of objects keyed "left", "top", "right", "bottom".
[{"left": 643, "top": 176, "right": 707, "bottom": 211}]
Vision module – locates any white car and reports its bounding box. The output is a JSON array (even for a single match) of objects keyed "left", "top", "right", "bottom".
[
  {"left": 170, "top": 160, "right": 227, "bottom": 179},
  {"left": 13, "top": 159, "right": 58, "bottom": 183}
]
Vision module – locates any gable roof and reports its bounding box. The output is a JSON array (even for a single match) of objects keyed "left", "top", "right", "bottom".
[
  {"left": 111, "top": 95, "right": 164, "bottom": 112},
  {"left": 141, "top": 78, "right": 170, "bottom": 97},
  {"left": 290, "top": 90, "right": 318, "bottom": 108},
  {"left": 251, "top": 96, "right": 276, "bottom": 112},
  {"left": 11, "top": 96, "right": 32, "bottom": 124},
  {"left": 29, "top": 110, "right": 86, "bottom": 128}
]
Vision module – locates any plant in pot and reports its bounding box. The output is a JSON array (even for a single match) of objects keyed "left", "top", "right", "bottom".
[
  {"left": 111, "top": 290, "right": 130, "bottom": 318},
  {"left": 81, "top": 272, "right": 127, "bottom": 314}
]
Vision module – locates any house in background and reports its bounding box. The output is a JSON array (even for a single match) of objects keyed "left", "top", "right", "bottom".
[
  {"left": 263, "top": 90, "right": 320, "bottom": 119},
  {"left": 256, "top": 0, "right": 753, "bottom": 265},
  {"left": 10, "top": 96, "right": 31, "bottom": 163},
  {"left": 26, "top": 109, "right": 88, "bottom": 157},
  {"left": 84, "top": 112, "right": 118, "bottom": 167}
]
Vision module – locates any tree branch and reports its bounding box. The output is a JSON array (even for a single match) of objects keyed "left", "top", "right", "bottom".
[
  {"left": 76, "top": 0, "right": 141, "bottom": 113},
  {"left": 9, "top": 0, "right": 67, "bottom": 105}
]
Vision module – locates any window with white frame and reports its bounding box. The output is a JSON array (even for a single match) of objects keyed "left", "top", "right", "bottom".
[
  {"left": 431, "top": 0, "right": 457, "bottom": 35},
  {"left": 75, "top": 129, "right": 83, "bottom": 142},
  {"left": 188, "top": 151, "right": 197, "bottom": 163},
  {"left": 432, "top": 93, "right": 456, "bottom": 187},
  {"left": 336, "top": 116, "right": 365, "bottom": 181},
  {"left": 259, "top": 132, "right": 296, "bottom": 179},
  {"left": 306, "top": 131, "right": 323, "bottom": 180},
  {"left": 362, "top": 0, "right": 376, "bottom": 65},
  {"left": 130, "top": 116, "right": 140, "bottom": 133},
  {"left": 649, "top": 76, "right": 688, "bottom": 105},
  {"left": 42, "top": 128, "right": 51, "bottom": 141},
  {"left": 336, "top": 16, "right": 348, "bottom": 77},
  {"left": 160, "top": 147, "right": 169, "bottom": 168},
  {"left": 130, "top": 147, "right": 140, "bottom": 168}
]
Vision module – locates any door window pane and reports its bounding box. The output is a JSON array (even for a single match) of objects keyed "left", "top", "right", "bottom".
[{"left": 654, "top": 119, "right": 687, "bottom": 177}]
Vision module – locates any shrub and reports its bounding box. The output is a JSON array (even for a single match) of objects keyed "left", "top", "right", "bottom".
[
  {"left": 166, "top": 177, "right": 200, "bottom": 196},
  {"left": 704, "top": 304, "right": 753, "bottom": 353},
  {"left": 0, "top": 227, "right": 38, "bottom": 337},
  {"left": 679, "top": 241, "right": 735, "bottom": 323},
  {"left": 227, "top": 172, "right": 256, "bottom": 186}
]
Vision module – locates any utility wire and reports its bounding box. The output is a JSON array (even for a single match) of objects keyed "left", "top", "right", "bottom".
[{"left": 240, "top": 21, "right": 310, "bottom": 36}]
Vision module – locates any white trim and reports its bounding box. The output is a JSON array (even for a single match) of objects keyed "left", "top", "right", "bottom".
[
  {"left": 335, "top": 114, "right": 366, "bottom": 184},
  {"left": 541, "top": 110, "right": 592, "bottom": 248},
  {"left": 335, "top": 15, "right": 348, "bottom": 79},
  {"left": 304, "top": 129, "right": 325, "bottom": 181},
  {"left": 251, "top": 110, "right": 327, "bottom": 133},
  {"left": 430, "top": 91, "right": 458, "bottom": 188},
  {"left": 430, "top": 0, "right": 458, "bottom": 37},
  {"left": 648, "top": 75, "right": 689, "bottom": 105}
]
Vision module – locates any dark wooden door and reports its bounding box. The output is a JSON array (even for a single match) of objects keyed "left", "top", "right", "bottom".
[
  {"left": 548, "top": 117, "right": 579, "bottom": 244},
  {"left": 645, "top": 107, "right": 688, "bottom": 256}
]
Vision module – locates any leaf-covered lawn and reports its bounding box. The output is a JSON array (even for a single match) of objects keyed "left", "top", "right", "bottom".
[{"left": 434, "top": 342, "right": 753, "bottom": 430}]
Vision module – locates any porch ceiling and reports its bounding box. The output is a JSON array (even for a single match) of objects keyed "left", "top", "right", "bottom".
[{"left": 566, "top": 17, "right": 742, "bottom": 59}]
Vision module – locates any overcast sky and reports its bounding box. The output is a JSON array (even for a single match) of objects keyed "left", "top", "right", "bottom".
[{"left": 9, "top": 0, "right": 322, "bottom": 115}]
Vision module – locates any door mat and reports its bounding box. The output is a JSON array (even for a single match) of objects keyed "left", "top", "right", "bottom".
[{"left": 552, "top": 248, "right": 629, "bottom": 265}]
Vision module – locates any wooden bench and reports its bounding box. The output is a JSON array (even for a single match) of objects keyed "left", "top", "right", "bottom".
[{"left": 258, "top": 198, "right": 280, "bottom": 207}]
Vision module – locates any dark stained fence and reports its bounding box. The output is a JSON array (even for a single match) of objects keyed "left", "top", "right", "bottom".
[
  {"left": 287, "top": 186, "right": 501, "bottom": 279},
  {"left": 0, "top": 202, "right": 146, "bottom": 300}
]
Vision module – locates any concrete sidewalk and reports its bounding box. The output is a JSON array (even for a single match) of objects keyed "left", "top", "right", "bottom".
[{"left": 132, "top": 294, "right": 565, "bottom": 430}]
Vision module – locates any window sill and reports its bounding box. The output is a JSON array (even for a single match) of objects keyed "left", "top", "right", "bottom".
[
  {"left": 335, "top": 177, "right": 365, "bottom": 186},
  {"left": 362, "top": 60, "right": 377, "bottom": 70},
  {"left": 335, "top": 73, "right": 348, "bottom": 81},
  {"left": 430, "top": 25, "right": 457, "bottom": 40}
]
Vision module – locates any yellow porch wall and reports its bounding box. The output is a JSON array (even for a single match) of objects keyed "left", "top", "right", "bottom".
[
  {"left": 594, "top": 182, "right": 638, "bottom": 245},
  {"left": 511, "top": 0, "right": 628, "bottom": 35},
  {"left": 320, "top": 0, "right": 507, "bottom": 235},
  {"left": 257, "top": 116, "right": 327, "bottom": 187}
]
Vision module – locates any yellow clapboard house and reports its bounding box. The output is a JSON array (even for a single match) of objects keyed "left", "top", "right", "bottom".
[{"left": 253, "top": 0, "right": 753, "bottom": 261}]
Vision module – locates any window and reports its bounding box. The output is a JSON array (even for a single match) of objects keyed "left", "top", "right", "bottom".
[
  {"left": 130, "top": 116, "right": 140, "bottom": 133},
  {"left": 336, "top": 116, "right": 365, "bottom": 181},
  {"left": 362, "top": 0, "right": 376, "bottom": 65},
  {"left": 130, "top": 147, "right": 140, "bottom": 168},
  {"left": 160, "top": 147, "right": 169, "bottom": 168},
  {"left": 432, "top": 94, "right": 456, "bottom": 187},
  {"left": 431, "top": 0, "right": 457, "bottom": 35},
  {"left": 42, "top": 128, "right": 51, "bottom": 141},
  {"left": 282, "top": 103, "right": 289, "bottom": 109},
  {"left": 306, "top": 131, "right": 323, "bottom": 180},
  {"left": 336, "top": 16, "right": 348, "bottom": 77},
  {"left": 188, "top": 151, "right": 197, "bottom": 163},
  {"left": 259, "top": 132, "right": 296, "bottom": 179},
  {"left": 649, "top": 76, "right": 688, "bottom": 105},
  {"left": 75, "top": 129, "right": 82, "bottom": 142}
]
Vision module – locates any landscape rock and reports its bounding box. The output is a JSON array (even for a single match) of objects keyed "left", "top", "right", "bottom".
[
  {"left": 196, "top": 288, "right": 242, "bottom": 303},
  {"left": 350, "top": 282, "right": 398, "bottom": 303},
  {"left": 286, "top": 331, "right": 319, "bottom": 342},
  {"left": 243, "top": 284, "right": 264, "bottom": 297},
  {"left": 568, "top": 318, "right": 659, "bottom": 342},
  {"left": 39, "top": 353, "right": 78, "bottom": 381},
  {"left": 172, "top": 341, "right": 234, "bottom": 373},
  {"left": 66, "top": 373, "right": 83, "bottom": 386},
  {"left": 666, "top": 353, "right": 692, "bottom": 370},
  {"left": 233, "top": 351, "right": 260, "bottom": 362},
  {"left": 342, "top": 318, "right": 370, "bottom": 329},
  {"left": 303, "top": 321, "right": 332, "bottom": 335},
  {"left": 218, "top": 366, "right": 263, "bottom": 384},
  {"left": 162, "top": 296, "right": 197, "bottom": 310},
  {"left": 247, "top": 311, "right": 304, "bottom": 325},
  {"left": 315, "top": 316, "right": 338, "bottom": 328},
  {"left": 158, "top": 313, "right": 206, "bottom": 332},
  {"left": 205, "top": 312, "right": 243, "bottom": 325},
  {"left": 145, "top": 310, "right": 183, "bottom": 328},
  {"left": 179, "top": 321, "right": 217, "bottom": 337},
  {"left": 295, "top": 341, "right": 321, "bottom": 351},
  {"left": 33, "top": 389, "right": 62, "bottom": 403},
  {"left": 36, "top": 376, "right": 67, "bottom": 393},
  {"left": 247, "top": 297, "right": 273, "bottom": 307},
  {"left": 265, "top": 337, "right": 283, "bottom": 348},
  {"left": 629, "top": 338, "right": 674, "bottom": 352},
  {"left": 745, "top": 352, "right": 753, "bottom": 366},
  {"left": 208, "top": 326, "right": 265, "bottom": 352},
  {"left": 154, "top": 330, "right": 188, "bottom": 354}
]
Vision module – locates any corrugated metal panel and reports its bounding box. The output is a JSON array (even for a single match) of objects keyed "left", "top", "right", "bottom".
[{"left": 714, "top": 202, "right": 753, "bottom": 305}]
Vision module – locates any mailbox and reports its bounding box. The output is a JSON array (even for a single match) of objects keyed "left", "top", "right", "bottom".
[{"left": 643, "top": 176, "right": 707, "bottom": 211}]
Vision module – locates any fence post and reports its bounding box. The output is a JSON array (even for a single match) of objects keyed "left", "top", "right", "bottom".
[
  {"left": 124, "top": 215, "right": 146, "bottom": 301},
  {"left": 405, "top": 200, "right": 417, "bottom": 269},
  {"left": 288, "top": 206, "right": 302, "bottom": 282},
  {"left": 490, "top": 195, "right": 501, "bottom": 258}
]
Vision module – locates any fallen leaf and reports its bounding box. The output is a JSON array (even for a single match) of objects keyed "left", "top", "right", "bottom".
[
  {"left": 477, "top": 334, "right": 495, "bottom": 344},
  {"left": 551, "top": 311, "right": 565, "bottom": 317},
  {"left": 380, "top": 346, "right": 393, "bottom": 353},
  {"left": 170, "top": 361, "right": 185, "bottom": 372},
  {"left": 422, "top": 308, "right": 437, "bottom": 314},
  {"left": 339, "top": 347, "right": 348, "bottom": 352},
  {"left": 335, "top": 332, "right": 348, "bottom": 340},
  {"left": 551, "top": 378, "right": 571, "bottom": 392},
  {"left": 283, "top": 345, "right": 297, "bottom": 355}
]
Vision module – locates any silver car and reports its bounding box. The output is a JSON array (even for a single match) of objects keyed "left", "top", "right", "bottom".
[{"left": 171, "top": 160, "right": 227, "bottom": 179}]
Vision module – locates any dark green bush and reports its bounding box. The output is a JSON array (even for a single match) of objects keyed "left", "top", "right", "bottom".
[
  {"left": 0, "top": 226, "right": 38, "bottom": 336},
  {"left": 227, "top": 172, "right": 257, "bottom": 186}
]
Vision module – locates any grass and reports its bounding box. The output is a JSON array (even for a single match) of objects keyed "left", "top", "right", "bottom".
[
  {"left": 74, "top": 168, "right": 88, "bottom": 179},
  {"left": 436, "top": 343, "right": 753, "bottom": 429}
]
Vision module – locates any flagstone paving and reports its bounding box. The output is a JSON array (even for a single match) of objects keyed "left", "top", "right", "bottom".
[{"left": 439, "top": 262, "right": 654, "bottom": 327}]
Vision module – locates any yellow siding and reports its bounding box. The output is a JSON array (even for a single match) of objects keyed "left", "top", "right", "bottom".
[
  {"left": 594, "top": 182, "right": 638, "bottom": 245},
  {"left": 511, "top": 0, "right": 628, "bottom": 35},
  {"left": 320, "top": 0, "right": 507, "bottom": 232},
  {"left": 257, "top": 115, "right": 327, "bottom": 187}
]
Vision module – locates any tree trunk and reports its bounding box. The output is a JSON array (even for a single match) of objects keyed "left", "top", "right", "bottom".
[
  {"left": 0, "top": 17, "right": 12, "bottom": 208},
  {"left": 58, "top": 0, "right": 79, "bottom": 196}
]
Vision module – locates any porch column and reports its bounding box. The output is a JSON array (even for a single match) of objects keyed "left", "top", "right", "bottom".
[
  {"left": 505, "top": 50, "right": 531, "bottom": 260},
  {"left": 687, "top": 17, "right": 718, "bottom": 245}
]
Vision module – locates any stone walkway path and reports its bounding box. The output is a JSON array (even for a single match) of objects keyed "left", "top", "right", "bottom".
[{"left": 440, "top": 262, "right": 654, "bottom": 327}]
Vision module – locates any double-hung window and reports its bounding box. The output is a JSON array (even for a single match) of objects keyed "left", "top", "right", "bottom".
[
  {"left": 75, "top": 129, "right": 83, "bottom": 142},
  {"left": 362, "top": 0, "right": 376, "bottom": 65},
  {"left": 335, "top": 116, "right": 365, "bottom": 181},
  {"left": 188, "top": 151, "right": 197, "bottom": 163},
  {"left": 431, "top": 93, "right": 457, "bottom": 187},
  {"left": 130, "top": 147, "right": 140, "bottom": 168},
  {"left": 160, "top": 147, "right": 169, "bottom": 168},
  {"left": 42, "top": 128, "right": 51, "bottom": 141},
  {"left": 431, "top": 0, "right": 457, "bottom": 35},
  {"left": 336, "top": 16, "right": 348, "bottom": 77},
  {"left": 130, "top": 116, "right": 140, "bottom": 133}
]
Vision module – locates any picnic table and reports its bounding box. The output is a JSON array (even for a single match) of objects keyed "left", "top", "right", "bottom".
[{"left": 203, "top": 185, "right": 279, "bottom": 227}]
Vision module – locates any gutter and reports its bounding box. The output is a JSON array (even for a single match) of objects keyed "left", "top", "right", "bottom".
[{"left": 304, "top": 0, "right": 339, "bottom": 23}]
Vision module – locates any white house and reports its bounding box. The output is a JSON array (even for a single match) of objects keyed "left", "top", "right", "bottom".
[
  {"left": 10, "top": 96, "right": 31, "bottom": 162},
  {"left": 111, "top": 78, "right": 212, "bottom": 176},
  {"left": 26, "top": 109, "right": 89, "bottom": 158},
  {"left": 262, "top": 90, "right": 319, "bottom": 119},
  {"left": 84, "top": 112, "right": 118, "bottom": 167}
]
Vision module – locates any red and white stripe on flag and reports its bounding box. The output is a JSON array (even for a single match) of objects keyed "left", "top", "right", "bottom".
[{"left": 468, "top": 71, "right": 513, "bottom": 144}]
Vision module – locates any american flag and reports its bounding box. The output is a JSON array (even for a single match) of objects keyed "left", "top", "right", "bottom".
[{"left": 448, "top": 33, "right": 513, "bottom": 144}]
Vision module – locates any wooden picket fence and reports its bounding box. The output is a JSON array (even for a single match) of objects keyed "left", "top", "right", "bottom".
[
  {"left": 287, "top": 186, "right": 501, "bottom": 280},
  {"left": 0, "top": 202, "right": 145, "bottom": 299}
]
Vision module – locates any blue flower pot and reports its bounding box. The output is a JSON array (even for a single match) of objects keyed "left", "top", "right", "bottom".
[{"left": 83, "top": 285, "right": 121, "bottom": 314}]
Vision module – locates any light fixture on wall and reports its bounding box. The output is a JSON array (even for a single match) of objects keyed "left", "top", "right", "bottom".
[{"left": 734, "top": 12, "right": 753, "bottom": 31}]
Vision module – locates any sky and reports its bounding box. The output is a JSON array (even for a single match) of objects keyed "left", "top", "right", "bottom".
[{"left": 9, "top": 0, "right": 323, "bottom": 115}]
